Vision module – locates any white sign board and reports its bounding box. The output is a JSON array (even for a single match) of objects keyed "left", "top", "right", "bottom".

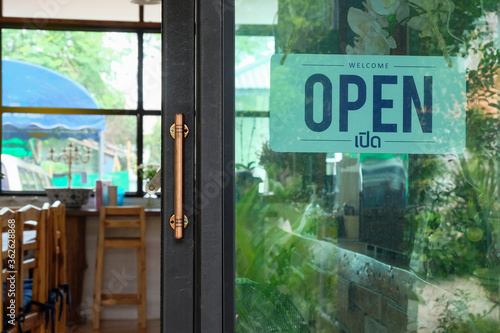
[{"left": 270, "top": 54, "right": 466, "bottom": 154}]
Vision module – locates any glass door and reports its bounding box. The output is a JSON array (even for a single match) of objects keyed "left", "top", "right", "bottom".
[{"left": 234, "top": 1, "right": 500, "bottom": 332}]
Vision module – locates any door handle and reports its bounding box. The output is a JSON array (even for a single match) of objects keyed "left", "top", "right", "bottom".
[{"left": 169, "top": 113, "right": 189, "bottom": 239}]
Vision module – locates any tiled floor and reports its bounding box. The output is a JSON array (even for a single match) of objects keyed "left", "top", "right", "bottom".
[{"left": 72, "top": 319, "right": 160, "bottom": 333}]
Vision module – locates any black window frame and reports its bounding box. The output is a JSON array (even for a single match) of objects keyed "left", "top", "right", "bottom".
[{"left": 0, "top": 10, "right": 161, "bottom": 197}]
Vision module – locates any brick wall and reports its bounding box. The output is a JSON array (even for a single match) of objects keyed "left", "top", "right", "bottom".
[{"left": 336, "top": 249, "right": 417, "bottom": 333}]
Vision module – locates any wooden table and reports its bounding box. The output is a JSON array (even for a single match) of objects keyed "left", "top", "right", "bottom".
[{"left": 65, "top": 208, "right": 161, "bottom": 324}]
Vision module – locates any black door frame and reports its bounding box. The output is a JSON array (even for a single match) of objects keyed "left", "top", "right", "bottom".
[{"left": 161, "top": 1, "right": 235, "bottom": 332}]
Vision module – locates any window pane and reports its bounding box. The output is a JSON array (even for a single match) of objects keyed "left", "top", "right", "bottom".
[
  {"left": 235, "top": 36, "right": 275, "bottom": 112},
  {"left": 3, "top": 0, "right": 141, "bottom": 22},
  {"left": 143, "top": 33, "right": 161, "bottom": 110},
  {"left": 235, "top": 0, "right": 278, "bottom": 25},
  {"left": 142, "top": 115, "right": 161, "bottom": 191},
  {"left": 143, "top": 116, "right": 161, "bottom": 165},
  {"left": 235, "top": 2, "right": 500, "bottom": 332},
  {"left": 2, "top": 29, "right": 138, "bottom": 110},
  {"left": 104, "top": 115, "right": 138, "bottom": 192},
  {"left": 1, "top": 113, "right": 137, "bottom": 192}
]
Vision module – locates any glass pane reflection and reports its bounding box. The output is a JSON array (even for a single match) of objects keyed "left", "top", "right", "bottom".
[{"left": 235, "top": 1, "right": 500, "bottom": 332}]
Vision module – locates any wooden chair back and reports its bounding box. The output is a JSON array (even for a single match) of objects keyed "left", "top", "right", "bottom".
[
  {"left": 16, "top": 203, "right": 49, "bottom": 333},
  {"left": 48, "top": 201, "right": 68, "bottom": 333},
  {"left": 0, "top": 207, "right": 18, "bottom": 332}
]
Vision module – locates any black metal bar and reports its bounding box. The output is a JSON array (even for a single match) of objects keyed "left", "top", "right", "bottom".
[
  {"left": 196, "top": 0, "right": 235, "bottom": 331},
  {"left": 161, "top": 0, "right": 195, "bottom": 331},
  {"left": 222, "top": 1, "right": 236, "bottom": 331},
  {"left": 0, "top": 107, "right": 149, "bottom": 116},
  {"left": 139, "top": 5, "right": 145, "bottom": 23},
  {"left": 137, "top": 32, "right": 145, "bottom": 196},
  {"left": 0, "top": 17, "right": 160, "bottom": 33}
]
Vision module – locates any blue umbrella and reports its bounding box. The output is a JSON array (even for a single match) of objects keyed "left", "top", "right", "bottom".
[
  {"left": 1, "top": 59, "right": 105, "bottom": 141},
  {"left": 3, "top": 59, "right": 99, "bottom": 108}
]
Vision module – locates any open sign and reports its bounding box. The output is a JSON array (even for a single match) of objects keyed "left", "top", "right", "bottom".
[{"left": 270, "top": 54, "right": 466, "bottom": 154}]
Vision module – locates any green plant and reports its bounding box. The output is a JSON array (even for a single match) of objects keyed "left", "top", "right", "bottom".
[
  {"left": 235, "top": 170, "right": 339, "bottom": 330},
  {"left": 137, "top": 163, "right": 160, "bottom": 182},
  {"left": 434, "top": 289, "right": 499, "bottom": 333},
  {"left": 406, "top": 0, "right": 500, "bottom": 284},
  {"left": 235, "top": 278, "right": 310, "bottom": 332}
]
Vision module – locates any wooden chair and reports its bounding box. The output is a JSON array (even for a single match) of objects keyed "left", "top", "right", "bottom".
[
  {"left": 48, "top": 201, "right": 69, "bottom": 333},
  {"left": 92, "top": 206, "right": 147, "bottom": 329},
  {"left": 0, "top": 207, "right": 19, "bottom": 332},
  {"left": 15, "top": 203, "right": 49, "bottom": 333}
]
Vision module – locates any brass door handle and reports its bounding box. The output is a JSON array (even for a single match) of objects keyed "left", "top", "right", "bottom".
[{"left": 169, "top": 114, "right": 189, "bottom": 239}]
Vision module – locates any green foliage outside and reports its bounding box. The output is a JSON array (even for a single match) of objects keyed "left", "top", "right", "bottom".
[
  {"left": 407, "top": 0, "right": 500, "bottom": 289},
  {"left": 2, "top": 29, "right": 132, "bottom": 109},
  {"left": 434, "top": 289, "right": 500, "bottom": 333},
  {"left": 143, "top": 115, "right": 161, "bottom": 165},
  {"left": 236, "top": 183, "right": 338, "bottom": 332}
]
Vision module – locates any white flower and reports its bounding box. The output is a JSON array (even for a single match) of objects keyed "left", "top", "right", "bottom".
[
  {"left": 348, "top": 7, "right": 384, "bottom": 38},
  {"left": 347, "top": 31, "right": 396, "bottom": 55},
  {"left": 362, "top": 1, "right": 390, "bottom": 28},
  {"left": 368, "top": 0, "right": 401, "bottom": 15},
  {"left": 347, "top": 7, "right": 397, "bottom": 55},
  {"left": 364, "top": 31, "right": 397, "bottom": 54},
  {"left": 346, "top": 40, "right": 366, "bottom": 55}
]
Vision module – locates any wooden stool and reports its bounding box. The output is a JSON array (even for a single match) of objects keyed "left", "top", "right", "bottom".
[{"left": 92, "top": 206, "right": 147, "bottom": 329}]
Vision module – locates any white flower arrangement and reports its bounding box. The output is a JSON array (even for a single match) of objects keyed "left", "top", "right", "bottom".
[{"left": 347, "top": 0, "right": 457, "bottom": 66}]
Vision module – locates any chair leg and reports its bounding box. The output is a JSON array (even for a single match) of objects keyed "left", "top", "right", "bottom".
[
  {"left": 137, "top": 245, "right": 147, "bottom": 328},
  {"left": 92, "top": 221, "right": 106, "bottom": 330}
]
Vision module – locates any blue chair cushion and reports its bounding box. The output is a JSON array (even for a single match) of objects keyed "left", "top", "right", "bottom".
[{"left": 2, "top": 278, "right": 33, "bottom": 327}]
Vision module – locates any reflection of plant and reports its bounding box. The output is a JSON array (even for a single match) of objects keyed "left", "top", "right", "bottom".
[
  {"left": 275, "top": 0, "right": 336, "bottom": 64},
  {"left": 409, "top": 112, "right": 500, "bottom": 279},
  {"left": 346, "top": 0, "right": 459, "bottom": 61},
  {"left": 235, "top": 278, "right": 310, "bottom": 332},
  {"left": 259, "top": 142, "right": 327, "bottom": 204},
  {"left": 400, "top": 0, "right": 500, "bottom": 282},
  {"left": 236, "top": 177, "right": 339, "bottom": 330},
  {"left": 345, "top": 0, "right": 500, "bottom": 68},
  {"left": 434, "top": 289, "right": 499, "bottom": 333},
  {"left": 137, "top": 164, "right": 160, "bottom": 182}
]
